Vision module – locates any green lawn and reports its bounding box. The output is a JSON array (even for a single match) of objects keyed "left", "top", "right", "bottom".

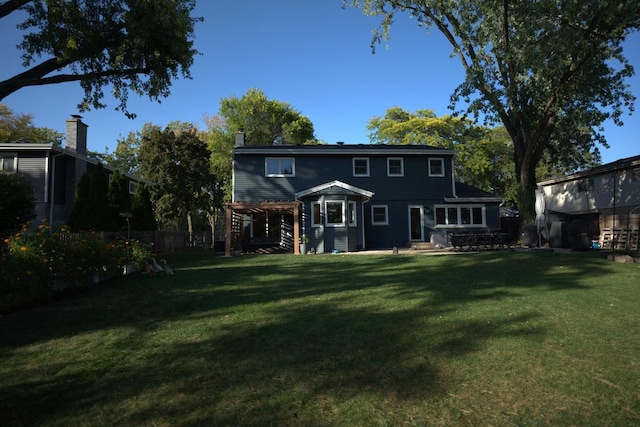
[{"left": 1, "top": 250, "right": 639, "bottom": 426}]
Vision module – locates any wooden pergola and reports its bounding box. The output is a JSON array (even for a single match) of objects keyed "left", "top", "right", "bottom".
[{"left": 225, "top": 201, "right": 301, "bottom": 256}]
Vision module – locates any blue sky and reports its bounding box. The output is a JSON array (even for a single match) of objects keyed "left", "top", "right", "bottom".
[{"left": 1, "top": 0, "right": 639, "bottom": 165}]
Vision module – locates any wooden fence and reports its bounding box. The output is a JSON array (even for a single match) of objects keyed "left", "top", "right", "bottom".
[{"left": 63, "top": 231, "right": 216, "bottom": 254}]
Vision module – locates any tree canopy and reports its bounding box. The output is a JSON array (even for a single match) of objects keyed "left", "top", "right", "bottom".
[
  {"left": 1, "top": 0, "right": 201, "bottom": 118},
  {"left": 346, "top": 0, "right": 638, "bottom": 223},
  {"left": 138, "top": 123, "right": 214, "bottom": 240},
  {"left": 0, "top": 103, "right": 63, "bottom": 144},
  {"left": 219, "top": 88, "right": 316, "bottom": 145}
]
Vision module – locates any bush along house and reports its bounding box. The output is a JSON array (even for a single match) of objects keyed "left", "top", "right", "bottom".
[{"left": 225, "top": 133, "right": 503, "bottom": 255}]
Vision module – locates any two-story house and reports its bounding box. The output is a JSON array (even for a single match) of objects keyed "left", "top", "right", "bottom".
[
  {"left": 225, "top": 134, "right": 503, "bottom": 255},
  {"left": 0, "top": 115, "right": 145, "bottom": 227}
]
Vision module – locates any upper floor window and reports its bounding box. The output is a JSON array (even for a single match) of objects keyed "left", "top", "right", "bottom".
[
  {"left": 129, "top": 181, "right": 138, "bottom": 195},
  {"left": 435, "top": 205, "right": 485, "bottom": 227},
  {"left": 429, "top": 158, "right": 444, "bottom": 177},
  {"left": 371, "top": 205, "right": 389, "bottom": 225},
  {"left": 265, "top": 158, "right": 295, "bottom": 177},
  {"left": 0, "top": 154, "right": 17, "bottom": 173},
  {"left": 353, "top": 157, "right": 369, "bottom": 177},
  {"left": 387, "top": 157, "right": 404, "bottom": 176}
]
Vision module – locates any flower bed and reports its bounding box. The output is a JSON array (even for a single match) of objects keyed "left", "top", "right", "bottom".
[{"left": 0, "top": 220, "right": 152, "bottom": 312}]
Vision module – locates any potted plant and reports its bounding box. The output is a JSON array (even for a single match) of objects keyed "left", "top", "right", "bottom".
[{"left": 300, "top": 234, "right": 309, "bottom": 255}]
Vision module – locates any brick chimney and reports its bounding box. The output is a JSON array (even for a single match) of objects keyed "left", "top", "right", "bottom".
[{"left": 65, "top": 114, "right": 88, "bottom": 155}]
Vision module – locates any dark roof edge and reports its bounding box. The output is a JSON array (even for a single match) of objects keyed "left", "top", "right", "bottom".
[
  {"left": 537, "top": 154, "right": 640, "bottom": 186},
  {"left": 233, "top": 144, "right": 454, "bottom": 156}
]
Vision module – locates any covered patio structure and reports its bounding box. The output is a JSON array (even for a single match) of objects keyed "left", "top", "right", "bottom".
[{"left": 225, "top": 201, "right": 301, "bottom": 256}]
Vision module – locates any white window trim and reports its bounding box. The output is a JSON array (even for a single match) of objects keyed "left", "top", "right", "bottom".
[
  {"left": 387, "top": 157, "right": 404, "bottom": 177},
  {"left": 434, "top": 205, "right": 486, "bottom": 228},
  {"left": 129, "top": 181, "right": 138, "bottom": 195},
  {"left": 265, "top": 157, "right": 295, "bottom": 177},
  {"left": 371, "top": 205, "right": 389, "bottom": 226},
  {"left": 311, "top": 201, "right": 323, "bottom": 228},
  {"left": 353, "top": 157, "right": 370, "bottom": 177},
  {"left": 348, "top": 201, "right": 357, "bottom": 226},
  {"left": 325, "top": 200, "right": 346, "bottom": 227},
  {"left": 0, "top": 153, "right": 17, "bottom": 173},
  {"left": 429, "top": 158, "right": 445, "bottom": 177}
]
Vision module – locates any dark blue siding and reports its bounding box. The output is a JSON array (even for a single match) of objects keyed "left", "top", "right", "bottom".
[{"left": 233, "top": 146, "right": 501, "bottom": 250}]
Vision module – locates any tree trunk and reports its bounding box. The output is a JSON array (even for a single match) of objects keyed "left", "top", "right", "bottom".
[{"left": 186, "top": 210, "right": 193, "bottom": 246}]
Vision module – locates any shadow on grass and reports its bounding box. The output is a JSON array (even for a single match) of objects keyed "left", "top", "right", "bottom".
[{"left": 0, "top": 250, "right": 613, "bottom": 425}]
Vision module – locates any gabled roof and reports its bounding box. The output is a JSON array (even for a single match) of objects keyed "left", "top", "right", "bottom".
[
  {"left": 445, "top": 182, "right": 503, "bottom": 203},
  {"left": 537, "top": 154, "right": 640, "bottom": 186},
  {"left": 296, "top": 180, "right": 375, "bottom": 199}
]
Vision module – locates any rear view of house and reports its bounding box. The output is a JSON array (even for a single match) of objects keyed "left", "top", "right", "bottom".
[{"left": 226, "top": 137, "right": 502, "bottom": 255}]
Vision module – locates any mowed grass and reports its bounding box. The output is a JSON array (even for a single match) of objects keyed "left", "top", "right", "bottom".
[{"left": 1, "top": 250, "right": 639, "bottom": 426}]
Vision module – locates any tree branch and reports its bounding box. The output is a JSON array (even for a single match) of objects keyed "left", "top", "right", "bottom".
[
  {"left": 0, "top": 55, "right": 151, "bottom": 100},
  {"left": 0, "top": 0, "right": 31, "bottom": 19}
]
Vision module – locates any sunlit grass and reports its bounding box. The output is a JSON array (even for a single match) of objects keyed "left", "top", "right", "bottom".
[{"left": 1, "top": 250, "right": 639, "bottom": 426}]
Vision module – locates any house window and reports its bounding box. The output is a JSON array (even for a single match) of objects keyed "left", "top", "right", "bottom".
[
  {"left": 429, "top": 158, "right": 444, "bottom": 177},
  {"left": 129, "top": 181, "right": 138, "bottom": 195},
  {"left": 265, "top": 158, "right": 295, "bottom": 177},
  {"left": 371, "top": 205, "right": 389, "bottom": 225},
  {"left": 348, "top": 201, "right": 357, "bottom": 226},
  {"left": 325, "top": 201, "right": 345, "bottom": 227},
  {"left": 387, "top": 157, "right": 404, "bottom": 176},
  {"left": 353, "top": 157, "right": 369, "bottom": 177},
  {"left": 0, "top": 154, "right": 17, "bottom": 173},
  {"left": 311, "top": 202, "right": 322, "bottom": 227},
  {"left": 435, "top": 205, "right": 485, "bottom": 227}
]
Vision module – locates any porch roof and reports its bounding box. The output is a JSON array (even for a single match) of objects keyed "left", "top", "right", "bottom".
[{"left": 295, "top": 180, "right": 375, "bottom": 200}]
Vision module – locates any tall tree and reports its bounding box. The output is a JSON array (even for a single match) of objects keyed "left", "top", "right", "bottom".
[
  {"left": 1, "top": 0, "right": 201, "bottom": 118},
  {"left": 346, "top": 0, "right": 638, "bottom": 224},
  {"left": 0, "top": 172, "right": 35, "bottom": 239},
  {"left": 87, "top": 164, "right": 114, "bottom": 231},
  {"left": 0, "top": 103, "right": 63, "bottom": 144},
  {"left": 219, "top": 88, "right": 316, "bottom": 145},
  {"left": 131, "top": 182, "right": 156, "bottom": 231},
  {"left": 138, "top": 123, "right": 214, "bottom": 241},
  {"left": 66, "top": 172, "right": 91, "bottom": 231},
  {"left": 107, "top": 169, "right": 131, "bottom": 231}
]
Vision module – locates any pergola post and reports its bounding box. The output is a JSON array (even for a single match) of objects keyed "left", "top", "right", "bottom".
[
  {"left": 225, "top": 203, "right": 233, "bottom": 257},
  {"left": 293, "top": 203, "right": 300, "bottom": 255}
]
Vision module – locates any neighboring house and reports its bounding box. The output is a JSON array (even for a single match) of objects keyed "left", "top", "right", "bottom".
[
  {"left": 537, "top": 155, "right": 640, "bottom": 250},
  {"left": 0, "top": 115, "right": 144, "bottom": 227},
  {"left": 226, "top": 134, "right": 503, "bottom": 255}
]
